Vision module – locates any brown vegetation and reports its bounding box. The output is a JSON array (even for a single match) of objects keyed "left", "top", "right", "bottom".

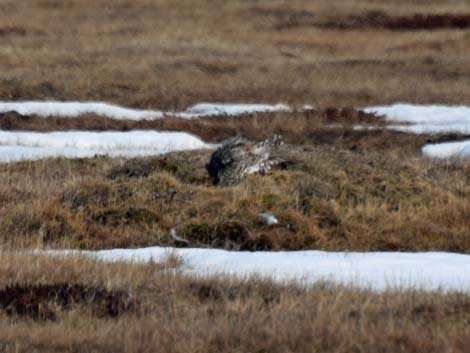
[
  {"left": 1, "top": 0, "right": 470, "bottom": 108},
  {"left": 1, "top": 134, "right": 470, "bottom": 252},
  {"left": 3, "top": 0, "right": 470, "bottom": 351},
  {"left": 0, "top": 255, "right": 470, "bottom": 352},
  {"left": 0, "top": 283, "right": 134, "bottom": 320},
  {"left": 0, "top": 107, "right": 387, "bottom": 141},
  {"left": 0, "top": 107, "right": 467, "bottom": 157},
  {"left": 0, "top": 107, "right": 383, "bottom": 133}
]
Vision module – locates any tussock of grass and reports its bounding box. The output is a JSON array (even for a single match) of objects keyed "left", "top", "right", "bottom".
[
  {"left": 0, "top": 283, "right": 135, "bottom": 320},
  {"left": 1, "top": 136, "right": 470, "bottom": 252}
]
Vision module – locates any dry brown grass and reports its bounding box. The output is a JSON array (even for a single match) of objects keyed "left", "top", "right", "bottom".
[
  {"left": 0, "top": 107, "right": 386, "bottom": 139},
  {"left": 3, "top": 1, "right": 470, "bottom": 350},
  {"left": 0, "top": 254, "right": 468, "bottom": 353},
  {"left": 1, "top": 0, "right": 470, "bottom": 108},
  {"left": 1, "top": 135, "right": 470, "bottom": 253}
]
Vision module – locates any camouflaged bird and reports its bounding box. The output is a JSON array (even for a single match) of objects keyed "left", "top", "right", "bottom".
[{"left": 207, "top": 134, "right": 283, "bottom": 186}]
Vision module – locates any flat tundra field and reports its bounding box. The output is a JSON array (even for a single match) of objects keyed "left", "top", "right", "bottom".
[{"left": 2, "top": 0, "right": 470, "bottom": 352}]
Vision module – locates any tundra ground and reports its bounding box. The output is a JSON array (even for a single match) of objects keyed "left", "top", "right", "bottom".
[
  {"left": 1, "top": 0, "right": 470, "bottom": 108},
  {"left": 2, "top": 116, "right": 470, "bottom": 253},
  {"left": 2, "top": 0, "right": 470, "bottom": 351},
  {"left": 0, "top": 254, "right": 470, "bottom": 353}
]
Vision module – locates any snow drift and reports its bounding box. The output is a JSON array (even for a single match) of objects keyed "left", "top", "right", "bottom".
[
  {"left": 45, "top": 247, "right": 470, "bottom": 292},
  {"left": 0, "top": 101, "right": 291, "bottom": 120},
  {"left": 422, "top": 140, "right": 470, "bottom": 159},
  {"left": 0, "top": 130, "right": 212, "bottom": 163},
  {"left": 366, "top": 103, "right": 470, "bottom": 134}
]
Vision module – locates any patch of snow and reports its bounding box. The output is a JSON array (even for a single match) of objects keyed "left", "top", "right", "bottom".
[
  {"left": 0, "top": 130, "right": 212, "bottom": 162},
  {"left": 0, "top": 146, "right": 101, "bottom": 163},
  {"left": 422, "top": 140, "right": 470, "bottom": 159},
  {"left": 391, "top": 124, "right": 470, "bottom": 135},
  {"left": 177, "top": 103, "right": 291, "bottom": 119},
  {"left": 352, "top": 125, "right": 382, "bottom": 131},
  {"left": 0, "top": 101, "right": 162, "bottom": 120},
  {"left": 302, "top": 104, "right": 316, "bottom": 110},
  {"left": 364, "top": 104, "right": 470, "bottom": 157},
  {"left": 365, "top": 104, "right": 470, "bottom": 134},
  {"left": 0, "top": 101, "right": 292, "bottom": 120},
  {"left": 45, "top": 247, "right": 470, "bottom": 292}
]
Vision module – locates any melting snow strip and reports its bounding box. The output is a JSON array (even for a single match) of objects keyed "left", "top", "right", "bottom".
[
  {"left": 44, "top": 247, "right": 470, "bottom": 292},
  {"left": 2, "top": 101, "right": 470, "bottom": 132},
  {"left": 390, "top": 124, "right": 470, "bottom": 135},
  {"left": 365, "top": 103, "right": 470, "bottom": 134},
  {"left": 0, "top": 101, "right": 292, "bottom": 120},
  {"left": 0, "top": 130, "right": 212, "bottom": 163},
  {"left": 365, "top": 104, "right": 470, "bottom": 124},
  {"left": 5, "top": 101, "right": 470, "bottom": 161},
  {"left": 422, "top": 140, "right": 470, "bottom": 159}
]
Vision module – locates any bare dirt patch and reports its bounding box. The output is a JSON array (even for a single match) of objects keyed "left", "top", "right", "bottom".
[
  {"left": 0, "top": 26, "right": 27, "bottom": 37},
  {"left": 0, "top": 283, "right": 135, "bottom": 320},
  {"left": 322, "top": 11, "right": 470, "bottom": 30}
]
